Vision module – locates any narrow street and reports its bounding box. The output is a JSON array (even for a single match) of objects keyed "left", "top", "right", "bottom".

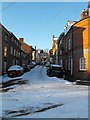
[
  {"left": 0, "top": 65, "right": 88, "bottom": 118},
  {"left": 1, "top": 2, "right": 90, "bottom": 119}
]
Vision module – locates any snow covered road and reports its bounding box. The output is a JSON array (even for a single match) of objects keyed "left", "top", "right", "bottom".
[{"left": 0, "top": 65, "right": 88, "bottom": 118}]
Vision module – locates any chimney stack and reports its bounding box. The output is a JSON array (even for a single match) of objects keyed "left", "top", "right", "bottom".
[
  {"left": 19, "top": 38, "right": 24, "bottom": 43},
  {"left": 88, "top": 1, "right": 90, "bottom": 16}
]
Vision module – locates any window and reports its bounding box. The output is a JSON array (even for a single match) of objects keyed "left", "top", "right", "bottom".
[
  {"left": 11, "top": 47, "right": 13, "bottom": 54},
  {"left": 17, "top": 42, "right": 18, "bottom": 46},
  {"left": 68, "top": 58, "right": 71, "bottom": 70},
  {"left": 11, "top": 37, "right": 14, "bottom": 42},
  {"left": 18, "top": 52, "right": 20, "bottom": 57},
  {"left": 60, "top": 50, "right": 62, "bottom": 55},
  {"left": 60, "top": 59, "right": 62, "bottom": 67},
  {"left": 5, "top": 35, "right": 8, "bottom": 41},
  {"left": 14, "top": 40, "right": 16, "bottom": 44},
  {"left": 65, "top": 42, "right": 67, "bottom": 51},
  {"left": 79, "top": 57, "right": 86, "bottom": 71},
  {"left": 68, "top": 39, "right": 71, "bottom": 50},
  {"left": 12, "top": 59, "right": 15, "bottom": 65},
  {"left": 14, "top": 49, "right": 16, "bottom": 56},
  {"left": 4, "top": 62, "right": 7, "bottom": 73},
  {"left": 65, "top": 59, "right": 67, "bottom": 70},
  {"left": 60, "top": 40, "right": 62, "bottom": 44},
  {"left": 4, "top": 47, "right": 7, "bottom": 57},
  {"left": 16, "top": 60, "right": 18, "bottom": 65},
  {"left": 16, "top": 51, "right": 18, "bottom": 57}
]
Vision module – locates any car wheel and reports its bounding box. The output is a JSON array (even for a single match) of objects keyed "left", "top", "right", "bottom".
[
  {"left": 49, "top": 72, "right": 52, "bottom": 77},
  {"left": 62, "top": 74, "right": 66, "bottom": 79},
  {"left": 47, "top": 72, "right": 49, "bottom": 76},
  {"left": 47, "top": 72, "right": 51, "bottom": 77}
]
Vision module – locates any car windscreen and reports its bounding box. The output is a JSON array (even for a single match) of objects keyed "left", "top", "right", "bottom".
[{"left": 52, "top": 67, "right": 62, "bottom": 70}]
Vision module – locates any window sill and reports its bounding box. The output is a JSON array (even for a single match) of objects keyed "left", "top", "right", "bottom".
[{"left": 79, "top": 69, "right": 86, "bottom": 72}]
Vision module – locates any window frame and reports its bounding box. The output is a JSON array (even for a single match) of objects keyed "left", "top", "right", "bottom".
[
  {"left": 11, "top": 46, "right": 13, "bottom": 55},
  {"left": 5, "top": 35, "right": 8, "bottom": 41},
  {"left": 4, "top": 47, "right": 7, "bottom": 57},
  {"left": 79, "top": 57, "right": 86, "bottom": 71},
  {"left": 68, "top": 57, "right": 71, "bottom": 70},
  {"left": 14, "top": 49, "right": 16, "bottom": 56},
  {"left": 4, "top": 62, "right": 7, "bottom": 73},
  {"left": 11, "top": 37, "right": 14, "bottom": 42},
  {"left": 65, "top": 42, "right": 68, "bottom": 51}
]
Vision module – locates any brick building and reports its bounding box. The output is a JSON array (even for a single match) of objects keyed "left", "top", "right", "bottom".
[
  {"left": 57, "top": 32, "right": 64, "bottom": 66},
  {"left": 19, "top": 38, "right": 32, "bottom": 64},
  {"left": 21, "top": 50, "right": 28, "bottom": 65},
  {"left": 0, "top": 24, "right": 2, "bottom": 75},
  {"left": 52, "top": 35, "right": 58, "bottom": 64},
  {"left": 0, "top": 23, "right": 21, "bottom": 75},
  {"left": 62, "top": 21, "right": 75, "bottom": 80},
  {"left": 59, "top": 3, "right": 90, "bottom": 81}
]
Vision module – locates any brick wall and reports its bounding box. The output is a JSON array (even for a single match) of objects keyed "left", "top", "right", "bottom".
[
  {"left": 62, "top": 18, "right": 90, "bottom": 81},
  {"left": 0, "top": 25, "right": 2, "bottom": 76}
]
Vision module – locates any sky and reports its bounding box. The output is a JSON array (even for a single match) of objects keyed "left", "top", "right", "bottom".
[{"left": 1, "top": 2, "right": 88, "bottom": 49}]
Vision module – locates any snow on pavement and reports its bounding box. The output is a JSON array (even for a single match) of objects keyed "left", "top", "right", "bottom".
[{"left": 0, "top": 65, "right": 88, "bottom": 118}]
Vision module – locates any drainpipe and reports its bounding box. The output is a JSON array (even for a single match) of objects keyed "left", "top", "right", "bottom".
[
  {"left": 71, "top": 26, "right": 74, "bottom": 79},
  {"left": 88, "top": 2, "right": 90, "bottom": 81},
  {"left": 35, "top": 46, "right": 36, "bottom": 63}
]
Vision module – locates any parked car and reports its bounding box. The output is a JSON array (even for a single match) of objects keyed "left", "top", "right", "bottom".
[
  {"left": 46, "top": 62, "right": 50, "bottom": 67},
  {"left": 47, "top": 64, "right": 66, "bottom": 78},
  {"left": 7, "top": 65, "right": 24, "bottom": 77},
  {"left": 29, "top": 61, "right": 36, "bottom": 69},
  {"left": 22, "top": 64, "right": 30, "bottom": 72}
]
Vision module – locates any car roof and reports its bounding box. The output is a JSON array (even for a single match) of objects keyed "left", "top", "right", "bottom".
[
  {"left": 8, "top": 65, "right": 23, "bottom": 71},
  {"left": 50, "top": 64, "right": 62, "bottom": 67}
]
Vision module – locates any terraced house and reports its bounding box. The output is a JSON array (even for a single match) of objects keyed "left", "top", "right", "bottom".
[
  {"left": 0, "top": 24, "right": 2, "bottom": 75},
  {"left": 58, "top": 3, "right": 90, "bottom": 81},
  {"left": 0, "top": 24, "right": 21, "bottom": 75},
  {"left": 19, "top": 38, "right": 32, "bottom": 64}
]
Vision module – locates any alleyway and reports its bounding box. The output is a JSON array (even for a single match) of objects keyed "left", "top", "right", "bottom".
[{"left": 0, "top": 66, "right": 88, "bottom": 118}]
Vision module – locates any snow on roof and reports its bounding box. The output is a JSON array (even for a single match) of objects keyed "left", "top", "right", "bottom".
[
  {"left": 54, "top": 37, "right": 58, "bottom": 41},
  {"left": 32, "top": 61, "right": 36, "bottom": 64},
  {"left": 8, "top": 65, "right": 23, "bottom": 71}
]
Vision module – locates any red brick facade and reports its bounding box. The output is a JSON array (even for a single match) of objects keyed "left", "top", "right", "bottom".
[{"left": 61, "top": 18, "right": 90, "bottom": 81}]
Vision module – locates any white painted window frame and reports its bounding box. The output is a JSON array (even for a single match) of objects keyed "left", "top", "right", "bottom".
[{"left": 79, "top": 57, "right": 86, "bottom": 71}]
